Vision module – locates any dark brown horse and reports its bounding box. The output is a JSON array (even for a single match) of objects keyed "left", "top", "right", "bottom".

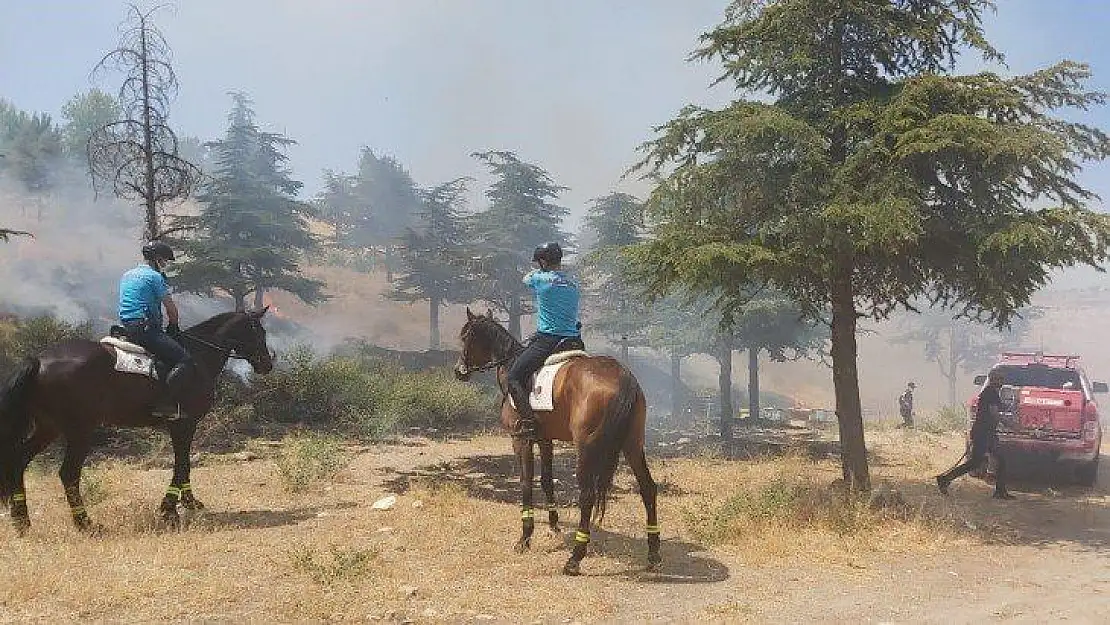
[
  {"left": 453, "top": 308, "right": 660, "bottom": 575},
  {"left": 0, "top": 309, "right": 274, "bottom": 534}
]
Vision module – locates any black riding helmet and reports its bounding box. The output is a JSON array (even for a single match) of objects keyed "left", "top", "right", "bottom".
[
  {"left": 141, "top": 240, "right": 175, "bottom": 263},
  {"left": 532, "top": 242, "right": 562, "bottom": 265}
]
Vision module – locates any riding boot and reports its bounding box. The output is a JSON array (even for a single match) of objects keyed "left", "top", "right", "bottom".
[
  {"left": 508, "top": 380, "right": 539, "bottom": 441},
  {"left": 164, "top": 361, "right": 196, "bottom": 418}
]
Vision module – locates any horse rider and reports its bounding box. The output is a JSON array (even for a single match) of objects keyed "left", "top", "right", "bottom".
[
  {"left": 118, "top": 240, "right": 195, "bottom": 409},
  {"left": 936, "top": 368, "right": 1015, "bottom": 499},
  {"left": 507, "top": 241, "right": 583, "bottom": 441}
]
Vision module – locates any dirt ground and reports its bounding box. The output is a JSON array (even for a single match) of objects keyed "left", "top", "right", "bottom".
[{"left": 1, "top": 425, "right": 1108, "bottom": 624}]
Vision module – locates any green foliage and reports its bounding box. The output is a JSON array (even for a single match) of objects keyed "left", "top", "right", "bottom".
[
  {"left": 314, "top": 148, "right": 423, "bottom": 247},
  {"left": 468, "top": 150, "right": 572, "bottom": 337},
  {"left": 629, "top": 0, "right": 1110, "bottom": 489},
  {"left": 289, "top": 544, "right": 379, "bottom": 585},
  {"left": 0, "top": 314, "right": 94, "bottom": 378},
  {"left": 390, "top": 178, "right": 476, "bottom": 347},
  {"left": 920, "top": 405, "right": 969, "bottom": 434},
  {"left": 240, "top": 344, "right": 494, "bottom": 437},
  {"left": 59, "top": 88, "right": 121, "bottom": 160},
  {"left": 0, "top": 98, "right": 63, "bottom": 192},
  {"left": 172, "top": 92, "right": 324, "bottom": 310},
  {"left": 580, "top": 193, "right": 652, "bottom": 350},
  {"left": 274, "top": 432, "right": 350, "bottom": 492}
]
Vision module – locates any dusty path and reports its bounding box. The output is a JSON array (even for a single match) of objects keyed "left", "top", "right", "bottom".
[{"left": 1, "top": 429, "right": 1108, "bottom": 624}]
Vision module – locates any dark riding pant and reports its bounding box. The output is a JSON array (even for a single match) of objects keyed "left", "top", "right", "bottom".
[
  {"left": 123, "top": 323, "right": 189, "bottom": 371},
  {"left": 507, "top": 332, "right": 577, "bottom": 438}
]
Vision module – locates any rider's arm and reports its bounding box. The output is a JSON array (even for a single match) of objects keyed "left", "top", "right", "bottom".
[
  {"left": 163, "top": 294, "right": 180, "bottom": 326},
  {"left": 523, "top": 270, "right": 539, "bottom": 287}
]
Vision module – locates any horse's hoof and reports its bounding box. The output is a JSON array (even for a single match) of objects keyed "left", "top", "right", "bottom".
[
  {"left": 646, "top": 555, "right": 662, "bottom": 572},
  {"left": 181, "top": 495, "right": 205, "bottom": 511},
  {"left": 12, "top": 519, "right": 30, "bottom": 537},
  {"left": 562, "top": 559, "right": 581, "bottom": 576},
  {"left": 160, "top": 511, "right": 182, "bottom": 530},
  {"left": 514, "top": 537, "right": 531, "bottom": 553}
]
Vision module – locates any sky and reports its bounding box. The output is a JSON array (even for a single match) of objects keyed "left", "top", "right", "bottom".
[{"left": 3, "top": 0, "right": 1110, "bottom": 234}]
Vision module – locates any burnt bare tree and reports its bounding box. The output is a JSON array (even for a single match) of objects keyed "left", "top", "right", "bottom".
[{"left": 88, "top": 4, "right": 199, "bottom": 240}]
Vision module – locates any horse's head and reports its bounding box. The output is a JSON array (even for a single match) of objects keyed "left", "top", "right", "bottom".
[
  {"left": 224, "top": 307, "right": 275, "bottom": 374},
  {"left": 454, "top": 307, "right": 498, "bottom": 381}
]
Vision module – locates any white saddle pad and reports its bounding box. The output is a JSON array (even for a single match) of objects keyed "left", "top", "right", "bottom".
[
  {"left": 508, "top": 350, "right": 588, "bottom": 412},
  {"left": 100, "top": 337, "right": 158, "bottom": 379}
]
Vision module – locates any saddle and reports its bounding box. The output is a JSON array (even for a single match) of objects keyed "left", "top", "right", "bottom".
[
  {"left": 507, "top": 345, "right": 590, "bottom": 412},
  {"left": 99, "top": 326, "right": 159, "bottom": 380}
]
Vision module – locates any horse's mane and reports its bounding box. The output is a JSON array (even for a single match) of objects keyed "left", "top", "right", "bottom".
[
  {"left": 187, "top": 311, "right": 242, "bottom": 337},
  {"left": 468, "top": 315, "right": 522, "bottom": 355}
]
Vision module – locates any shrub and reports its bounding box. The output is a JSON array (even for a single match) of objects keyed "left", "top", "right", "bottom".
[
  {"left": 274, "top": 432, "right": 350, "bottom": 492},
  {"left": 921, "top": 405, "right": 968, "bottom": 434},
  {"left": 288, "top": 544, "right": 379, "bottom": 585},
  {"left": 241, "top": 343, "right": 496, "bottom": 437}
]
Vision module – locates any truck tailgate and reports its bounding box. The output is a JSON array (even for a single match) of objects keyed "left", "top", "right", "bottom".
[{"left": 1014, "top": 388, "right": 1084, "bottom": 433}]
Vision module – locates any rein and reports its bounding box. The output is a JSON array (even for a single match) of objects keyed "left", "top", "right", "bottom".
[{"left": 180, "top": 330, "right": 253, "bottom": 361}]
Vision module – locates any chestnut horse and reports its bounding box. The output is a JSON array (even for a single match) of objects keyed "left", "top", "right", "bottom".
[
  {"left": 453, "top": 308, "right": 660, "bottom": 575},
  {"left": 0, "top": 309, "right": 274, "bottom": 534}
]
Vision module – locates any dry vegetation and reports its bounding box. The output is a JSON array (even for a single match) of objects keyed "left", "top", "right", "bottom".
[{"left": 7, "top": 423, "right": 1098, "bottom": 624}]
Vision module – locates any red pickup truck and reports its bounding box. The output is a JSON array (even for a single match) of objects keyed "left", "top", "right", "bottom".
[{"left": 969, "top": 352, "right": 1106, "bottom": 486}]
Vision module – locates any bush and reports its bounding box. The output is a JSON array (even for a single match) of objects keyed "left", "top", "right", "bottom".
[
  {"left": 0, "top": 314, "right": 94, "bottom": 378},
  {"left": 240, "top": 344, "right": 496, "bottom": 437},
  {"left": 274, "top": 432, "right": 350, "bottom": 492},
  {"left": 921, "top": 405, "right": 968, "bottom": 434}
]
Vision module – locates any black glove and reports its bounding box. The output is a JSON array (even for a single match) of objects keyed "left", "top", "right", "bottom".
[{"left": 166, "top": 323, "right": 181, "bottom": 338}]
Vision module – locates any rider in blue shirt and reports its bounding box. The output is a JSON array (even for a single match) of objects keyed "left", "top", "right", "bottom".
[
  {"left": 118, "top": 240, "right": 194, "bottom": 408},
  {"left": 507, "top": 242, "right": 584, "bottom": 440}
]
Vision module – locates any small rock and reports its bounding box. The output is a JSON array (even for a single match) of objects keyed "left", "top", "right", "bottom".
[
  {"left": 316, "top": 511, "right": 328, "bottom": 518},
  {"left": 398, "top": 584, "right": 419, "bottom": 598},
  {"left": 190, "top": 452, "right": 202, "bottom": 464},
  {"left": 411, "top": 500, "right": 424, "bottom": 509},
  {"left": 232, "top": 451, "right": 258, "bottom": 462},
  {"left": 465, "top": 472, "right": 486, "bottom": 479},
  {"left": 376, "top": 526, "right": 393, "bottom": 533},
  {"left": 372, "top": 495, "right": 397, "bottom": 510},
  {"left": 676, "top": 437, "right": 691, "bottom": 444},
  {"left": 421, "top": 608, "right": 439, "bottom": 618}
]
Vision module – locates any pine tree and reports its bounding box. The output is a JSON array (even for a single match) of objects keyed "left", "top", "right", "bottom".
[
  {"left": 173, "top": 93, "right": 324, "bottom": 310},
  {"left": 390, "top": 177, "right": 474, "bottom": 348}
]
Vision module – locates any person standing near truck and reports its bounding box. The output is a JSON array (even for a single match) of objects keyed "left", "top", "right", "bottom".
[{"left": 936, "top": 369, "right": 1015, "bottom": 499}]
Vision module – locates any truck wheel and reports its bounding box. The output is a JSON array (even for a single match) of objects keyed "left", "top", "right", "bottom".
[{"left": 1075, "top": 456, "right": 1099, "bottom": 487}]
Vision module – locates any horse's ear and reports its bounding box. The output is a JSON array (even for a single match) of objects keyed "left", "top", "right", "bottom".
[
  {"left": 486, "top": 308, "right": 493, "bottom": 319},
  {"left": 251, "top": 306, "right": 269, "bottom": 319},
  {"left": 466, "top": 307, "right": 475, "bottom": 321}
]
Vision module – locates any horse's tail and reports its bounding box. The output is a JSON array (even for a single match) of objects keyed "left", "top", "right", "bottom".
[
  {"left": 0, "top": 360, "right": 39, "bottom": 504},
  {"left": 582, "top": 365, "right": 642, "bottom": 525}
]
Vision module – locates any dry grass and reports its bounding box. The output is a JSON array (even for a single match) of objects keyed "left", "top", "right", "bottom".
[{"left": 0, "top": 432, "right": 994, "bottom": 623}]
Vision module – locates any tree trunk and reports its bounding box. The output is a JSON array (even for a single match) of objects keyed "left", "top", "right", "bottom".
[
  {"left": 947, "top": 324, "right": 958, "bottom": 407},
  {"left": 429, "top": 295, "right": 441, "bottom": 350},
  {"left": 508, "top": 298, "right": 522, "bottom": 341},
  {"left": 253, "top": 286, "right": 265, "bottom": 311},
  {"left": 671, "top": 351, "right": 683, "bottom": 419},
  {"left": 717, "top": 342, "right": 733, "bottom": 441},
  {"left": 232, "top": 288, "right": 247, "bottom": 313},
  {"left": 139, "top": 22, "right": 158, "bottom": 240},
  {"left": 831, "top": 269, "right": 870, "bottom": 491},
  {"left": 748, "top": 346, "right": 761, "bottom": 422},
  {"left": 620, "top": 335, "right": 629, "bottom": 362}
]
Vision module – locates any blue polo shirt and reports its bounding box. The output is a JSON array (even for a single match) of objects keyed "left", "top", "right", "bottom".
[
  {"left": 524, "top": 270, "right": 580, "bottom": 337},
  {"left": 118, "top": 264, "right": 169, "bottom": 326}
]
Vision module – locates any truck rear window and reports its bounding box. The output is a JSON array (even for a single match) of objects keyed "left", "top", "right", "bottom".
[{"left": 993, "top": 364, "right": 1082, "bottom": 390}]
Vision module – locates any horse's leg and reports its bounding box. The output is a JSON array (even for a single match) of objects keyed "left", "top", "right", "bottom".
[
  {"left": 171, "top": 417, "right": 204, "bottom": 512},
  {"left": 160, "top": 417, "right": 199, "bottom": 526},
  {"left": 8, "top": 426, "right": 59, "bottom": 535},
  {"left": 624, "top": 444, "right": 661, "bottom": 571},
  {"left": 563, "top": 451, "right": 596, "bottom": 576},
  {"left": 513, "top": 436, "right": 536, "bottom": 553},
  {"left": 58, "top": 430, "right": 98, "bottom": 533},
  {"left": 539, "top": 439, "right": 559, "bottom": 532}
]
